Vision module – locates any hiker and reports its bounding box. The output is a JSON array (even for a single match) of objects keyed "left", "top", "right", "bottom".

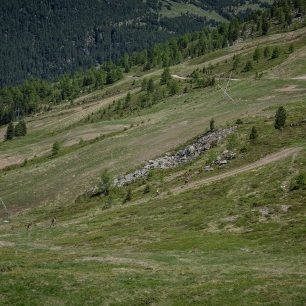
[
  {"left": 50, "top": 217, "right": 57, "bottom": 227},
  {"left": 26, "top": 222, "right": 33, "bottom": 231}
]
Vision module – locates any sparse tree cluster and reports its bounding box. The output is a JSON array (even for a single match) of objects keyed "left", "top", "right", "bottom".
[
  {"left": 4, "top": 120, "right": 27, "bottom": 140},
  {"left": 0, "top": 0, "right": 304, "bottom": 127}
]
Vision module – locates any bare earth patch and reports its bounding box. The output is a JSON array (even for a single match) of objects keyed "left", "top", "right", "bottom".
[
  {"left": 275, "top": 85, "right": 304, "bottom": 93},
  {"left": 291, "top": 74, "right": 306, "bottom": 80},
  {"left": 0, "top": 241, "right": 15, "bottom": 248},
  {"left": 257, "top": 95, "right": 276, "bottom": 101},
  {"left": 63, "top": 132, "right": 101, "bottom": 147},
  {"left": 79, "top": 256, "right": 159, "bottom": 270}
]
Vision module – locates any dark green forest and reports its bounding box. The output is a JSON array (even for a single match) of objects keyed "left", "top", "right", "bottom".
[
  {"left": 0, "top": 0, "right": 305, "bottom": 127},
  {"left": 0, "top": 0, "right": 272, "bottom": 88}
]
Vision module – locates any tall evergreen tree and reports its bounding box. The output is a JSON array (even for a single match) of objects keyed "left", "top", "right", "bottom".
[
  {"left": 15, "top": 120, "right": 27, "bottom": 137},
  {"left": 210, "top": 118, "right": 215, "bottom": 132},
  {"left": 249, "top": 126, "right": 258, "bottom": 141},
  {"left": 253, "top": 47, "right": 261, "bottom": 63},
  {"left": 275, "top": 106, "right": 286, "bottom": 129},
  {"left": 5, "top": 122, "right": 14, "bottom": 140},
  {"left": 147, "top": 79, "right": 155, "bottom": 93},
  {"left": 160, "top": 67, "right": 171, "bottom": 85}
]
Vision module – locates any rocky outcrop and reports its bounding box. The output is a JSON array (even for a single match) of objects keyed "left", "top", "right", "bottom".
[{"left": 113, "top": 127, "right": 236, "bottom": 187}]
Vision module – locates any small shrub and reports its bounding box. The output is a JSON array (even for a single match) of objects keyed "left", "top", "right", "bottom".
[
  {"left": 240, "top": 146, "right": 248, "bottom": 153},
  {"left": 243, "top": 61, "right": 253, "bottom": 72},
  {"left": 249, "top": 126, "right": 258, "bottom": 141},
  {"left": 99, "top": 170, "right": 112, "bottom": 196},
  {"left": 124, "top": 188, "right": 132, "bottom": 203},
  {"left": 51, "top": 141, "right": 61, "bottom": 156},
  {"left": 143, "top": 184, "right": 151, "bottom": 194},
  {"left": 271, "top": 47, "right": 280, "bottom": 59},
  {"left": 227, "top": 134, "right": 239, "bottom": 150},
  {"left": 236, "top": 118, "right": 243, "bottom": 125},
  {"left": 290, "top": 172, "right": 306, "bottom": 191}
]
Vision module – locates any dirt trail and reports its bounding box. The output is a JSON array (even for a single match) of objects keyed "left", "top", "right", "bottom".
[{"left": 171, "top": 147, "right": 303, "bottom": 194}]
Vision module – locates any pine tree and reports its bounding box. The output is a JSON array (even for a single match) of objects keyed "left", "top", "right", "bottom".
[
  {"left": 167, "top": 80, "right": 179, "bottom": 95},
  {"left": 275, "top": 106, "right": 286, "bottom": 129},
  {"left": 15, "top": 120, "right": 27, "bottom": 137},
  {"left": 288, "top": 44, "right": 294, "bottom": 53},
  {"left": 99, "top": 170, "right": 111, "bottom": 196},
  {"left": 243, "top": 61, "right": 253, "bottom": 72},
  {"left": 147, "top": 79, "right": 155, "bottom": 93},
  {"left": 253, "top": 47, "right": 261, "bottom": 63},
  {"left": 160, "top": 67, "right": 171, "bottom": 85},
  {"left": 264, "top": 46, "right": 271, "bottom": 58},
  {"left": 271, "top": 47, "right": 280, "bottom": 59},
  {"left": 124, "top": 188, "right": 132, "bottom": 203},
  {"left": 232, "top": 55, "right": 240, "bottom": 70},
  {"left": 124, "top": 92, "right": 132, "bottom": 108},
  {"left": 210, "top": 118, "right": 215, "bottom": 132},
  {"left": 249, "top": 126, "right": 258, "bottom": 141},
  {"left": 52, "top": 141, "right": 60, "bottom": 156},
  {"left": 141, "top": 78, "right": 148, "bottom": 91},
  {"left": 5, "top": 122, "right": 14, "bottom": 140},
  {"left": 262, "top": 18, "right": 270, "bottom": 35}
]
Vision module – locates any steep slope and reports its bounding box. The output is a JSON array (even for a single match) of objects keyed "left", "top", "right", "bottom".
[
  {"left": 0, "top": 15, "right": 305, "bottom": 305},
  {"left": 0, "top": 0, "right": 271, "bottom": 87},
  {"left": 0, "top": 25, "right": 306, "bottom": 211}
]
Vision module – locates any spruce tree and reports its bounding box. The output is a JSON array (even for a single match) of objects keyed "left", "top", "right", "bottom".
[
  {"left": 52, "top": 141, "right": 60, "bottom": 156},
  {"left": 160, "top": 67, "right": 171, "bottom": 85},
  {"left": 243, "top": 61, "right": 253, "bottom": 72},
  {"left": 271, "top": 47, "right": 280, "bottom": 59},
  {"left": 100, "top": 170, "right": 111, "bottom": 196},
  {"left": 249, "top": 126, "right": 258, "bottom": 141},
  {"left": 15, "top": 120, "right": 27, "bottom": 137},
  {"left": 147, "top": 79, "right": 155, "bottom": 93},
  {"left": 210, "top": 118, "right": 215, "bottom": 132},
  {"left": 141, "top": 78, "right": 148, "bottom": 91},
  {"left": 275, "top": 106, "right": 286, "bottom": 129},
  {"left": 167, "top": 80, "right": 179, "bottom": 95},
  {"left": 253, "top": 47, "right": 261, "bottom": 63},
  {"left": 264, "top": 46, "right": 271, "bottom": 58},
  {"left": 5, "top": 122, "right": 14, "bottom": 140}
]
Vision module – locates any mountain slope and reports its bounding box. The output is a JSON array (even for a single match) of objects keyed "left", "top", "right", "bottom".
[
  {"left": 0, "top": 0, "right": 270, "bottom": 87},
  {"left": 0, "top": 11, "right": 305, "bottom": 304}
]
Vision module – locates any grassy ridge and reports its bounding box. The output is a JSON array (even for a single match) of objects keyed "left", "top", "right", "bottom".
[{"left": 0, "top": 24, "right": 305, "bottom": 305}]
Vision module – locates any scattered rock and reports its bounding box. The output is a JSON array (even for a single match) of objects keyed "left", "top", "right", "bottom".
[
  {"left": 204, "top": 166, "right": 214, "bottom": 172},
  {"left": 113, "top": 127, "right": 236, "bottom": 187}
]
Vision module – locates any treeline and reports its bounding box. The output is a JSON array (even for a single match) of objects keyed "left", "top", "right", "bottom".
[
  {"left": 0, "top": 63, "right": 123, "bottom": 125},
  {"left": 0, "top": 0, "right": 305, "bottom": 126}
]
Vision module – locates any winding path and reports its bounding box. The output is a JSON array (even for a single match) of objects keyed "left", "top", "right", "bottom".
[{"left": 171, "top": 147, "right": 303, "bottom": 195}]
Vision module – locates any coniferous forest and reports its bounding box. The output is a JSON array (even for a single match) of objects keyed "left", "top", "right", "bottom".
[
  {"left": 0, "top": 0, "right": 305, "bottom": 126},
  {"left": 0, "top": 0, "right": 272, "bottom": 88}
]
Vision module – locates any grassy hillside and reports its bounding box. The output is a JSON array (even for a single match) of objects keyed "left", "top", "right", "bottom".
[
  {"left": 1, "top": 26, "right": 306, "bottom": 211},
  {"left": 0, "top": 23, "right": 305, "bottom": 305},
  {"left": 0, "top": 110, "right": 305, "bottom": 304}
]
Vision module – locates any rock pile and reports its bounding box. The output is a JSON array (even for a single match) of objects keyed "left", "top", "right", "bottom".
[
  {"left": 113, "top": 127, "right": 236, "bottom": 187},
  {"left": 205, "top": 150, "right": 237, "bottom": 171}
]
